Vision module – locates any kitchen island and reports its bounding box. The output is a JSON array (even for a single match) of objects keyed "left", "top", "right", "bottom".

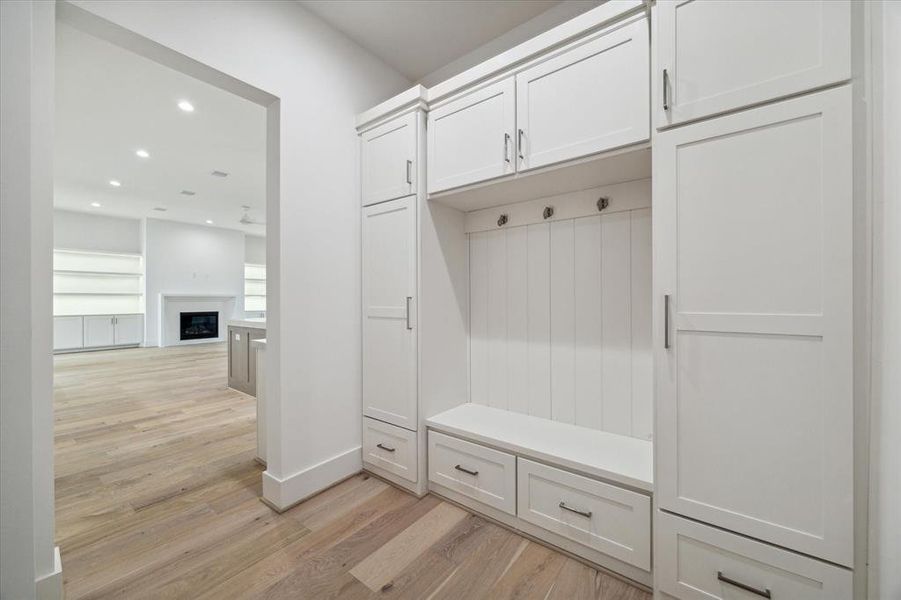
[{"left": 227, "top": 318, "right": 265, "bottom": 395}]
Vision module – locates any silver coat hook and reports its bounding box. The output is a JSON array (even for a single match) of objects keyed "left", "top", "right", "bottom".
[
  {"left": 543, "top": 206, "right": 554, "bottom": 219},
  {"left": 597, "top": 196, "right": 610, "bottom": 211},
  {"left": 497, "top": 214, "right": 508, "bottom": 227}
]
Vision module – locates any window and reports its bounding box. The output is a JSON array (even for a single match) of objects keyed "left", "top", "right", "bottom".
[
  {"left": 244, "top": 263, "right": 266, "bottom": 312},
  {"left": 53, "top": 249, "right": 144, "bottom": 316}
]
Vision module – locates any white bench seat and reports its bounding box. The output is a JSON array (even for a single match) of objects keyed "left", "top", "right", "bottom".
[{"left": 426, "top": 403, "right": 653, "bottom": 492}]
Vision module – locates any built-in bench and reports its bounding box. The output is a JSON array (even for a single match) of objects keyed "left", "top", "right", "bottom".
[
  {"left": 426, "top": 403, "right": 653, "bottom": 491},
  {"left": 425, "top": 403, "right": 653, "bottom": 586}
]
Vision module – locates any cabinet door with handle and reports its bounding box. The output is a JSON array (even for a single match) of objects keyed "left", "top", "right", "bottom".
[
  {"left": 654, "top": 87, "right": 853, "bottom": 566},
  {"left": 362, "top": 195, "right": 417, "bottom": 430},
  {"left": 656, "top": 0, "right": 850, "bottom": 127},
  {"left": 113, "top": 314, "right": 143, "bottom": 346},
  {"left": 83, "top": 315, "right": 116, "bottom": 348},
  {"left": 427, "top": 77, "right": 515, "bottom": 194},
  {"left": 516, "top": 16, "right": 649, "bottom": 172},
  {"left": 361, "top": 112, "right": 417, "bottom": 206}
]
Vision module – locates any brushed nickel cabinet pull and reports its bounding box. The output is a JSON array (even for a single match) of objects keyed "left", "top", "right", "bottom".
[
  {"left": 664, "top": 294, "right": 671, "bottom": 349},
  {"left": 504, "top": 133, "right": 511, "bottom": 163},
  {"left": 454, "top": 464, "right": 479, "bottom": 476},
  {"left": 376, "top": 443, "right": 396, "bottom": 452},
  {"left": 405, "top": 296, "right": 412, "bottom": 330},
  {"left": 663, "top": 68, "right": 670, "bottom": 111},
  {"left": 717, "top": 572, "right": 771, "bottom": 599},
  {"left": 405, "top": 159, "right": 412, "bottom": 184},
  {"left": 558, "top": 501, "right": 592, "bottom": 518},
  {"left": 517, "top": 129, "right": 525, "bottom": 160}
]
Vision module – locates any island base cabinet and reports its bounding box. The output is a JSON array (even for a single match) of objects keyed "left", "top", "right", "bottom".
[
  {"left": 655, "top": 511, "right": 852, "bottom": 600},
  {"left": 228, "top": 326, "right": 265, "bottom": 396}
]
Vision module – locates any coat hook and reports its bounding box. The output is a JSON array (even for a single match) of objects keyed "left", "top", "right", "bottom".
[
  {"left": 597, "top": 196, "right": 610, "bottom": 211},
  {"left": 543, "top": 206, "right": 554, "bottom": 219},
  {"left": 497, "top": 214, "right": 508, "bottom": 227}
]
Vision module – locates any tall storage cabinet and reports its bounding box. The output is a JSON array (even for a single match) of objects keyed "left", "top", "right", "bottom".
[
  {"left": 362, "top": 195, "right": 417, "bottom": 430},
  {"left": 357, "top": 87, "right": 434, "bottom": 496}
]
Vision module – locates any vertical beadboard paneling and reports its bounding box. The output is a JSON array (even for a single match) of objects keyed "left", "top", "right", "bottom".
[
  {"left": 573, "top": 216, "right": 603, "bottom": 430},
  {"left": 600, "top": 211, "right": 632, "bottom": 435},
  {"left": 486, "top": 229, "right": 508, "bottom": 410},
  {"left": 506, "top": 226, "right": 529, "bottom": 414},
  {"left": 630, "top": 209, "right": 653, "bottom": 440},
  {"left": 527, "top": 224, "right": 552, "bottom": 419},
  {"left": 467, "top": 208, "right": 651, "bottom": 440},
  {"left": 550, "top": 220, "right": 575, "bottom": 423},
  {"left": 469, "top": 232, "right": 489, "bottom": 406}
]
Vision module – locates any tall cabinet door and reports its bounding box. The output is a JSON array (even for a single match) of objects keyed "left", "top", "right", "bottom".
[
  {"left": 654, "top": 87, "right": 853, "bottom": 566},
  {"left": 427, "top": 77, "right": 515, "bottom": 194},
  {"left": 516, "top": 16, "right": 649, "bottom": 172},
  {"left": 656, "top": 0, "right": 850, "bottom": 127},
  {"left": 361, "top": 112, "right": 416, "bottom": 206},
  {"left": 362, "top": 195, "right": 417, "bottom": 430}
]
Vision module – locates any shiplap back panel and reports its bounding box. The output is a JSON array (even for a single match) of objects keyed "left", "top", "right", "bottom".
[{"left": 469, "top": 208, "right": 652, "bottom": 440}]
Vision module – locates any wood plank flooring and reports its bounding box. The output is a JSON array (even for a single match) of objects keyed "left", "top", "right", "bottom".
[{"left": 54, "top": 343, "right": 651, "bottom": 600}]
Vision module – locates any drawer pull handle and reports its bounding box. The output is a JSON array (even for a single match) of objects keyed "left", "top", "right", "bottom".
[
  {"left": 558, "top": 502, "right": 592, "bottom": 519},
  {"left": 454, "top": 464, "right": 479, "bottom": 476},
  {"left": 376, "top": 443, "right": 396, "bottom": 452},
  {"left": 717, "top": 571, "right": 771, "bottom": 599}
]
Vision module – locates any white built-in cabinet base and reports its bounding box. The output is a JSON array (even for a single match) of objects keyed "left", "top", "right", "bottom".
[{"left": 362, "top": 416, "right": 427, "bottom": 496}]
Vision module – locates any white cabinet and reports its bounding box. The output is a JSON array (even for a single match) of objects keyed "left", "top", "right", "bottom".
[
  {"left": 83, "top": 315, "right": 116, "bottom": 348},
  {"left": 81, "top": 314, "right": 143, "bottom": 349},
  {"left": 656, "top": 0, "right": 851, "bottom": 127},
  {"left": 53, "top": 316, "right": 84, "bottom": 350},
  {"left": 114, "top": 314, "right": 143, "bottom": 346},
  {"left": 428, "top": 431, "right": 516, "bottom": 515},
  {"left": 428, "top": 77, "right": 515, "bottom": 193},
  {"left": 363, "top": 417, "right": 418, "bottom": 483},
  {"left": 656, "top": 511, "right": 852, "bottom": 600},
  {"left": 516, "top": 16, "right": 649, "bottom": 172},
  {"left": 361, "top": 112, "right": 416, "bottom": 206},
  {"left": 654, "top": 87, "right": 853, "bottom": 566},
  {"left": 362, "top": 195, "right": 417, "bottom": 430}
]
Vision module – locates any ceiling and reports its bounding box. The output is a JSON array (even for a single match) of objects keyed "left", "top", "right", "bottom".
[
  {"left": 298, "top": 0, "right": 563, "bottom": 81},
  {"left": 54, "top": 22, "right": 267, "bottom": 235}
]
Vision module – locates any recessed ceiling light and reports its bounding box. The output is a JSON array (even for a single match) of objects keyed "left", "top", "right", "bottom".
[
  {"left": 205, "top": 219, "right": 214, "bottom": 225},
  {"left": 210, "top": 170, "right": 228, "bottom": 178},
  {"left": 90, "top": 202, "right": 102, "bottom": 208},
  {"left": 109, "top": 180, "right": 121, "bottom": 187},
  {"left": 153, "top": 207, "right": 167, "bottom": 212},
  {"left": 177, "top": 100, "right": 194, "bottom": 112},
  {"left": 135, "top": 149, "right": 150, "bottom": 158},
  {"left": 180, "top": 190, "right": 196, "bottom": 196}
]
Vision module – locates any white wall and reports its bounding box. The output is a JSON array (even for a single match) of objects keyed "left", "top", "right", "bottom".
[
  {"left": 63, "top": 0, "right": 410, "bottom": 508},
  {"left": 143, "top": 218, "right": 245, "bottom": 346},
  {"left": 869, "top": 2, "right": 901, "bottom": 598},
  {"left": 53, "top": 209, "right": 141, "bottom": 253},
  {"left": 1, "top": 1, "right": 58, "bottom": 599},
  {"left": 244, "top": 234, "right": 266, "bottom": 265}
]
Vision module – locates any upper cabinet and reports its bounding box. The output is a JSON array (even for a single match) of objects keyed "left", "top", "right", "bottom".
[
  {"left": 516, "top": 17, "right": 649, "bottom": 172},
  {"left": 361, "top": 112, "right": 417, "bottom": 206},
  {"left": 427, "top": 13, "right": 650, "bottom": 197},
  {"left": 656, "top": 0, "right": 851, "bottom": 127},
  {"left": 427, "top": 78, "right": 515, "bottom": 194}
]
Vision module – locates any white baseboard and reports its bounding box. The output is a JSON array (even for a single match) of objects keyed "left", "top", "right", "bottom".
[
  {"left": 262, "top": 446, "right": 361, "bottom": 511},
  {"left": 35, "top": 546, "right": 63, "bottom": 600}
]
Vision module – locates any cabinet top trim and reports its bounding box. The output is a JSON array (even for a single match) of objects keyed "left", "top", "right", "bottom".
[{"left": 354, "top": 1, "right": 645, "bottom": 130}]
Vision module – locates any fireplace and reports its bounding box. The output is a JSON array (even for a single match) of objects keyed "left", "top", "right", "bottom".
[{"left": 179, "top": 311, "right": 219, "bottom": 341}]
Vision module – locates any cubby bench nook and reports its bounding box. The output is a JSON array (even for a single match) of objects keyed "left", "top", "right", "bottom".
[{"left": 426, "top": 403, "right": 653, "bottom": 586}]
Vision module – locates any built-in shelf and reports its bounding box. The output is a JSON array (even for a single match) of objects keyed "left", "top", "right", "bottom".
[
  {"left": 54, "top": 292, "right": 143, "bottom": 296},
  {"left": 54, "top": 269, "right": 142, "bottom": 277}
]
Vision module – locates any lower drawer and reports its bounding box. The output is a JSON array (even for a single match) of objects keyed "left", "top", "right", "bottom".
[
  {"left": 362, "top": 417, "right": 417, "bottom": 483},
  {"left": 428, "top": 431, "right": 516, "bottom": 515},
  {"left": 656, "top": 511, "right": 852, "bottom": 599},
  {"left": 517, "top": 458, "right": 651, "bottom": 570}
]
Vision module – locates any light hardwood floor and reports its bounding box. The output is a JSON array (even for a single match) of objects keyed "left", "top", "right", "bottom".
[{"left": 54, "top": 343, "right": 651, "bottom": 600}]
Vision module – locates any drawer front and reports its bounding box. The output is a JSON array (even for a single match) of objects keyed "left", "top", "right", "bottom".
[
  {"left": 428, "top": 431, "right": 516, "bottom": 515},
  {"left": 363, "top": 418, "right": 417, "bottom": 483},
  {"left": 656, "top": 511, "right": 852, "bottom": 600},
  {"left": 517, "top": 458, "right": 650, "bottom": 570}
]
